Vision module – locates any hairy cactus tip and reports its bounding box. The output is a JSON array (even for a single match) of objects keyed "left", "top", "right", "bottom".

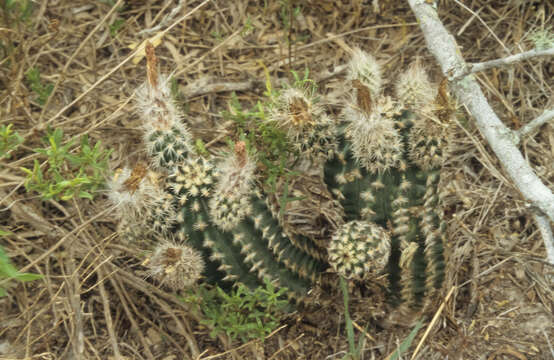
[
  {"left": 108, "top": 163, "right": 177, "bottom": 236},
  {"left": 270, "top": 87, "right": 336, "bottom": 160},
  {"left": 146, "top": 240, "right": 205, "bottom": 291},
  {"left": 136, "top": 41, "right": 193, "bottom": 170},
  {"left": 395, "top": 59, "right": 436, "bottom": 110},
  {"left": 328, "top": 220, "right": 391, "bottom": 280},
  {"left": 347, "top": 48, "right": 382, "bottom": 99},
  {"left": 343, "top": 91, "right": 404, "bottom": 174},
  {"left": 107, "top": 163, "right": 161, "bottom": 218},
  {"left": 209, "top": 141, "right": 256, "bottom": 231}
]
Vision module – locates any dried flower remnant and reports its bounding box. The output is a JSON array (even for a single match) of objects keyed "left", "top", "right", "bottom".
[{"left": 147, "top": 241, "right": 205, "bottom": 291}]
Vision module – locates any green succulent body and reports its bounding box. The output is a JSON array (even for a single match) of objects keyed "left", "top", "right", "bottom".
[{"left": 325, "top": 113, "right": 446, "bottom": 309}]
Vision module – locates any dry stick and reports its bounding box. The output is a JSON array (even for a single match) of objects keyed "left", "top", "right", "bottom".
[
  {"left": 108, "top": 275, "right": 156, "bottom": 360},
  {"left": 467, "top": 48, "right": 554, "bottom": 76},
  {"left": 406, "top": 0, "right": 554, "bottom": 264},
  {"left": 514, "top": 107, "right": 554, "bottom": 144},
  {"left": 36, "top": 0, "right": 125, "bottom": 126},
  {"left": 97, "top": 266, "right": 123, "bottom": 359},
  {"left": 17, "top": 205, "right": 116, "bottom": 273},
  {"left": 409, "top": 286, "right": 456, "bottom": 360},
  {"left": 42, "top": 0, "right": 211, "bottom": 127},
  {"left": 533, "top": 214, "right": 554, "bottom": 271}
]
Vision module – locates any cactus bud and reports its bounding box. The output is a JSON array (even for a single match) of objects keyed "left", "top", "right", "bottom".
[
  {"left": 343, "top": 96, "right": 404, "bottom": 173},
  {"left": 395, "top": 60, "right": 436, "bottom": 110},
  {"left": 136, "top": 42, "right": 193, "bottom": 170},
  {"left": 209, "top": 142, "right": 256, "bottom": 231},
  {"left": 270, "top": 87, "right": 336, "bottom": 160},
  {"left": 328, "top": 220, "right": 391, "bottom": 280},
  {"left": 147, "top": 241, "right": 205, "bottom": 290},
  {"left": 346, "top": 48, "right": 382, "bottom": 99}
]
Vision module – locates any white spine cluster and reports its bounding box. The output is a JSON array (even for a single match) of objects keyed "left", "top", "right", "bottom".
[
  {"left": 395, "top": 60, "right": 436, "bottom": 109},
  {"left": 344, "top": 96, "right": 404, "bottom": 173},
  {"left": 147, "top": 240, "right": 205, "bottom": 291},
  {"left": 328, "top": 220, "right": 391, "bottom": 280},
  {"left": 209, "top": 142, "right": 256, "bottom": 231},
  {"left": 346, "top": 48, "right": 382, "bottom": 98},
  {"left": 269, "top": 87, "right": 336, "bottom": 160},
  {"left": 107, "top": 165, "right": 162, "bottom": 219}
]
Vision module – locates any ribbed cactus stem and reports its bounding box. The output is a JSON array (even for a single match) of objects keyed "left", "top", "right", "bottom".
[
  {"left": 137, "top": 42, "right": 193, "bottom": 171},
  {"left": 168, "top": 156, "right": 260, "bottom": 288},
  {"left": 421, "top": 172, "right": 446, "bottom": 294}
]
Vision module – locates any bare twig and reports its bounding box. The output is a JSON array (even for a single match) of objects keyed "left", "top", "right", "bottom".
[
  {"left": 514, "top": 108, "right": 554, "bottom": 144},
  {"left": 533, "top": 213, "right": 554, "bottom": 269},
  {"left": 98, "top": 267, "right": 123, "bottom": 359},
  {"left": 466, "top": 48, "right": 554, "bottom": 76},
  {"left": 410, "top": 286, "right": 456, "bottom": 360},
  {"left": 406, "top": 0, "right": 554, "bottom": 264}
]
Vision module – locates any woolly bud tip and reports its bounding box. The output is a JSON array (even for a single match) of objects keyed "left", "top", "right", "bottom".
[
  {"left": 209, "top": 143, "right": 256, "bottom": 230},
  {"left": 395, "top": 60, "right": 435, "bottom": 110},
  {"left": 146, "top": 41, "right": 158, "bottom": 90},
  {"left": 347, "top": 48, "right": 382, "bottom": 98},
  {"left": 235, "top": 141, "right": 247, "bottom": 168},
  {"left": 328, "top": 220, "right": 391, "bottom": 280},
  {"left": 272, "top": 88, "right": 320, "bottom": 132},
  {"left": 107, "top": 164, "right": 163, "bottom": 218},
  {"left": 147, "top": 241, "right": 204, "bottom": 291},
  {"left": 343, "top": 96, "right": 404, "bottom": 173},
  {"left": 214, "top": 143, "right": 256, "bottom": 196},
  {"left": 122, "top": 163, "right": 148, "bottom": 194},
  {"left": 352, "top": 79, "right": 372, "bottom": 115}
]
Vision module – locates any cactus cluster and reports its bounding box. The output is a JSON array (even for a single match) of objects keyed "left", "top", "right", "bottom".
[{"left": 109, "top": 42, "right": 449, "bottom": 310}]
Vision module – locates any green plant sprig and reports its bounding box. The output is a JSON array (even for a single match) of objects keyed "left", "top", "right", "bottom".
[
  {"left": 21, "top": 128, "right": 112, "bottom": 201},
  {"left": 25, "top": 67, "right": 53, "bottom": 106},
  {"left": 0, "top": 229, "right": 42, "bottom": 297},
  {"left": 183, "top": 279, "right": 289, "bottom": 342},
  {"left": 0, "top": 124, "right": 23, "bottom": 159}
]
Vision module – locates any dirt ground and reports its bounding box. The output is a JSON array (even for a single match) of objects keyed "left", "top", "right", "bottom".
[{"left": 1, "top": 0, "right": 553, "bottom": 359}]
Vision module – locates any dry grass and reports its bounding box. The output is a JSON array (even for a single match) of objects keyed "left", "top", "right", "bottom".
[{"left": 1, "top": 0, "right": 552, "bottom": 359}]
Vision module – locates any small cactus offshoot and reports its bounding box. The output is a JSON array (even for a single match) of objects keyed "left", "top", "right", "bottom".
[
  {"left": 328, "top": 220, "right": 391, "bottom": 280},
  {"left": 146, "top": 241, "right": 205, "bottom": 291}
]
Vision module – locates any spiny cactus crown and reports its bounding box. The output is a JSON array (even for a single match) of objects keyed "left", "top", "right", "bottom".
[{"left": 328, "top": 220, "right": 391, "bottom": 280}]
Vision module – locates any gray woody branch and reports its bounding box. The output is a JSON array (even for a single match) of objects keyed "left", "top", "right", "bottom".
[
  {"left": 406, "top": 0, "right": 554, "bottom": 264},
  {"left": 465, "top": 48, "right": 554, "bottom": 77},
  {"left": 514, "top": 108, "right": 554, "bottom": 144}
]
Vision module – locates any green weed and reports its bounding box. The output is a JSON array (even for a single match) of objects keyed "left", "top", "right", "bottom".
[
  {"left": 109, "top": 18, "right": 125, "bottom": 37},
  {"left": 388, "top": 319, "right": 424, "bottom": 360},
  {"left": 182, "top": 278, "right": 289, "bottom": 342},
  {"left": 21, "top": 128, "right": 112, "bottom": 201},
  {"left": 0, "top": 124, "right": 23, "bottom": 159},
  {"left": 2, "top": 0, "right": 34, "bottom": 24},
  {"left": 222, "top": 68, "right": 316, "bottom": 196},
  {"left": 25, "top": 67, "right": 53, "bottom": 105},
  {"left": 0, "top": 230, "right": 42, "bottom": 297}
]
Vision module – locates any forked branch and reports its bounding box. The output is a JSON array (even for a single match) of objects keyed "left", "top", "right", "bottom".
[{"left": 406, "top": 0, "right": 554, "bottom": 264}]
